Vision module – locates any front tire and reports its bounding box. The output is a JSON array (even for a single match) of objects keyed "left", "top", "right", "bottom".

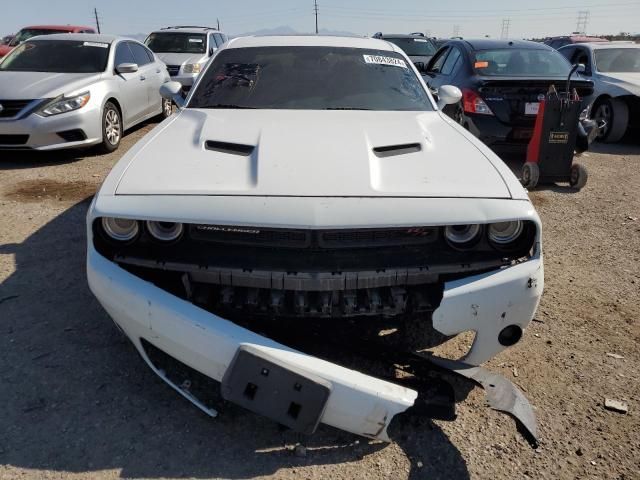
[
  {"left": 593, "top": 97, "right": 628, "bottom": 143},
  {"left": 101, "top": 102, "right": 122, "bottom": 152},
  {"left": 159, "top": 97, "right": 173, "bottom": 120}
]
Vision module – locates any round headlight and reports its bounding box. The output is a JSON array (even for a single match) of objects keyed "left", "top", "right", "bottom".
[
  {"left": 101, "top": 217, "right": 139, "bottom": 242},
  {"left": 488, "top": 221, "right": 523, "bottom": 245},
  {"left": 146, "top": 221, "right": 184, "bottom": 242},
  {"left": 444, "top": 224, "right": 481, "bottom": 247}
]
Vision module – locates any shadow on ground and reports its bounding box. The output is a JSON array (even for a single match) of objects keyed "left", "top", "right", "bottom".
[{"left": 0, "top": 200, "right": 470, "bottom": 479}]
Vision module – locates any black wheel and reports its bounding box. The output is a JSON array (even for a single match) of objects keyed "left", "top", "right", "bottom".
[
  {"left": 593, "top": 97, "right": 628, "bottom": 143},
  {"left": 569, "top": 164, "right": 588, "bottom": 190},
  {"left": 100, "top": 101, "right": 121, "bottom": 152},
  {"left": 521, "top": 162, "right": 540, "bottom": 189},
  {"left": 159, "top": 97, "right": 173, "bottom": 120}
]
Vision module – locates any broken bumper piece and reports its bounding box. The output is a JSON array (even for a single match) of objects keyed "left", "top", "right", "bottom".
[{"left": 88, "top": 245, "right": 541, "bottom": 442}]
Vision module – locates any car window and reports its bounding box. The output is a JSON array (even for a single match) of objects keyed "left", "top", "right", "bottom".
[
  {"left": 145, "top": 32, "right": 206, "bottom": 54},
  {"left": 189, "top": 46, "right": 434, "bottom": 111},
  {"left": 114, "top": 41, "right": 135, "bottom": 66},
  {"left": 0, "top": 39, "right": 110, "bottom": 73},
  {"left": 214, "top": 33, "right": 225, "bottom": 47},
  {"left": 594, "top": 48, "right": 640, "bottom": 72},
  {"left": 441, "top": 47, "right": 461, "bottom": 75},
  {"left": 384, "top": 37, "right": 437, "bottom": 56},
  {"left": 427, "top": 47, "right": 450, "bottom": 73},
  {"left": 474, "top": 48, "right": 571, "bottom": 76},
  {"left": 129, "top": 42, "right": 152, "bottom": 66},
  {"left": 572, "top": 48, "right": 590, "bottom": 69}
]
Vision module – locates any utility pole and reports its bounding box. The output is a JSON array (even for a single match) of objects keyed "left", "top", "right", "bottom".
[
  {"left": 501, "top": 19, "right": 510, "bottom": 39},
  {"left": 314, "top": 0, "right": 319, "bottom": 34},
  {"left": 93, "top": 7, "right": 101, "bottom": 34},
  {"left": 576, "top": 10, "right": 589, "bottom": 35},
  {"left": 217, "top": 18, "right": 220, "bottom": 30}
]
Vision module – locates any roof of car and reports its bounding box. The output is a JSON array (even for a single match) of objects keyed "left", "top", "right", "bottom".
[
  {"left": 154, "top": 26, "right": 221, "bottom": 34},
  {"left": 578, "top": 41, "right": 639, "bottom": 50},
  {"left": 377, "top": 34, "right": 425, "bottom": 39},
  {"left": 226, "top": 35, "right": 397, "bottom": 51},
  {"left": 457, "top": 39, "right": 552, "bottom": 51},
  {"left": 22, "top": 25, "right": 95, "bottom": 31},
  {"left": 28, "top": 33, "right": 122, "bottom": 44}
]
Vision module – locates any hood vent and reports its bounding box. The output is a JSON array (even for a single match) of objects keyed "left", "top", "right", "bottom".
[
  {"left": 205, "top": 140, "right": 255, "bottom": 156},
  {"left": 373, "top": 142, "right": 421, "bottom": 158}
]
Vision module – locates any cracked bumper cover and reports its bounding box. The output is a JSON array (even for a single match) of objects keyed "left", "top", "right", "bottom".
[{"left": 87, "top": 241, "right": 543, "bottom": 440}]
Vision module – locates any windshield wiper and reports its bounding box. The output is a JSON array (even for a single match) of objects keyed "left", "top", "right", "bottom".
[
  {"left": 325, "top": 107, "right": 372, "bottom": 110},
  {"left": 204, "top": 104, "right": 257, "bottom": 109}
]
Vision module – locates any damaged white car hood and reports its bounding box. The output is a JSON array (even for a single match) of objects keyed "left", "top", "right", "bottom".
[{"left": 114, "top": 109, "right": 513, "bottom": 198}]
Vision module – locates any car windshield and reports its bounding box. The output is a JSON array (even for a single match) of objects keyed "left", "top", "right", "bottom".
[
  {"left": 473, "top": 48, "right": 571, "bottom": 76},
  {"left": 0, "top": 40, "right": 110, "bottom": 73},
  {"left": 385, "top": 37, "right": 437, "bottom": 56},
  {"left": 145, "top": 32, "right": 206, "bottom": 54},
  {"left": 594, "top": 48, "right": 640, "bottom": 72},
  {"left": 10, "top": 28, "right": 70, "bottom": 46},
  {"left": 189, "top": 46, "right": 433, "bottom": 111}
]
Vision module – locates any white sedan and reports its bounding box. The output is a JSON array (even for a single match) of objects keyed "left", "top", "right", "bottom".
[{"left": 87, "top": 35, "right": 544, "bottom": 440}]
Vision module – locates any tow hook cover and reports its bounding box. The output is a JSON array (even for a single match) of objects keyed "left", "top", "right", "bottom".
[{"left": 221, "top": 345, "right": 332, "bottom": 434}]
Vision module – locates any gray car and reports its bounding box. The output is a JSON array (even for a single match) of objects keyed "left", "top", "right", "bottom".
[
  {"left": 0, "top": 34, "right": 172, "bottom": 151},
  {"left": 145, "top": 26, "right": 228, "bottom": 93},
  {"left": 558, "top": 42, "right": 640, "bottom": 142}
]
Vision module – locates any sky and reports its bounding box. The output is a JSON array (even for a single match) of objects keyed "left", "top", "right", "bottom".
[{"left": 2, "top": 0, "right": 639, "bottom": 39}]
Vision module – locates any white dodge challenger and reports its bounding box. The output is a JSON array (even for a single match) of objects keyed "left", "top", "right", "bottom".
[{"left": 87, "top": 35, "right": 544, "bottom": 440}]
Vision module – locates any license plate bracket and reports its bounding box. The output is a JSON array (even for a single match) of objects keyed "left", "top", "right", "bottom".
[
  {"left": 525, "top": 102, "right": 540, "bottom": 116},
  {"left": 221, "top": 345, "right": 332, "bottom": 434}
]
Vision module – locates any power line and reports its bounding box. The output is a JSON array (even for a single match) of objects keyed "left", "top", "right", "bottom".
[
  {"left": 94, "top": 7, "right": 101, "bottom": 34},
  {"left": 314, "top": 0, "right": 319, "bottom": 34},
  {"left": 576, "top": 10, "right": 590, "bottom": 34},
  {"left": 501, "top": 18, "right": 510, "bottom": 39}
]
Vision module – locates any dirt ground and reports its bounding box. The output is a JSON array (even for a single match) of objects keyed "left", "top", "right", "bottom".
[{"left": 0, "top": 118, "right": 638, "bottom": 480}]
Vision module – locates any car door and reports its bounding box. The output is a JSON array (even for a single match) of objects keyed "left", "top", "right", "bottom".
[
  {"left": 128, "top": 41, "right": 158, "bottom": 117},
  {"left": 113, "top": 41, "right": 147, "bottom": 126}
]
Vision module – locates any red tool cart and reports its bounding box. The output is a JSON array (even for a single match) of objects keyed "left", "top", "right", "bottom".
[{"left": 522, "top": 85, "right": 590, "bottom": 190}]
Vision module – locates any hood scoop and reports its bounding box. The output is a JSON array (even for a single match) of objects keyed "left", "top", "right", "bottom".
[
  {"left": 205, "top": 140, "right": 255, "bottom": 156},
  {"left": 373, "top": 142, "right": 421, "bottom": 158}
]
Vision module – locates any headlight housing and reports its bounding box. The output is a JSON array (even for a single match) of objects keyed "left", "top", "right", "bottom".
[
  {"left": 488, "top": 221, "right": 524, "bottom": 246},
  {"left": 38, "top": 92, "right": 91, "bottom": 117},
  {"left": 183, "top": 63, "right": 202, "bottom": 74},
  {"left": 101, "top": 217, "right": 139, "bottom": 242},
  {"left": 444, "top": 224, "right": 481, "bottom": 249},
  {"left": 146, "top": 221, "right": 184, "bottom": 242}
]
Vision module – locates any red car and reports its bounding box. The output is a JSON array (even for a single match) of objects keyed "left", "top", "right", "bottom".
[{"left": 0, "top": 25, "right": 96, "bottom": 58}]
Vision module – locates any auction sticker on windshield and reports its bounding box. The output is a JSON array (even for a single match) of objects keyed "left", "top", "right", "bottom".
[
  {"left": 83, "top": 42, "right": 109, "bottom": 48},
  {"left": 363, "top": 55, "right": 407, "bottom": 68}
]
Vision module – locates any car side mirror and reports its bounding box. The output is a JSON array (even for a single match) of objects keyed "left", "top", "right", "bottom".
[
  {"left": 413, "top": 61, "right": 425, "bottom": 73},
  {"left": 116, "top": 63, "right": 138, "bottom": 74},
  {"left": 160, "top": 81, "right": 185, "bottom": 108},
  {"left": 575, "top": 63, "right": 589, "bottom": 75},
  {"left": 436, "top": 85, "right": 462, "bottom": 109}
]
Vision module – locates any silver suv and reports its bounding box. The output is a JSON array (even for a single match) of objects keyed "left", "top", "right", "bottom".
[{"left": 145, "top": 26, "right": 227, "bottom": 92}]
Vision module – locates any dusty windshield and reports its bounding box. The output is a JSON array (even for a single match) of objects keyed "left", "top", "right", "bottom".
[
  {"left": 595, "top": 48, "right": 640, "bottom": 72},
  {"left": 145, "top": 32, "right": 206, "bottom": 54},
  {"left": 189, "top": 46, "right": 433, "bottom": 111},
  {"left": 385, "top": 37, "right": 437, "bottom": 56},
  {"left": 474, "top": 48, "right": 571, "bottom": 76},
  {"left": 0, "top": 40, "right": 110, "bottom": 73}
]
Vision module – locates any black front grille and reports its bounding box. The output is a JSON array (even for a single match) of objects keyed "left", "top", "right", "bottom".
[
  {"left": 166, "top": 65, "right": 180, "bottom": 76},
  {"left": 189, "top": 225, "right": 439, "bottom": 249},
  {"left": 0, "top": 100, "right": 34, "bottom": 118},
  {"left": 0, "top": 134, "right": 29, "bottom": 145}
]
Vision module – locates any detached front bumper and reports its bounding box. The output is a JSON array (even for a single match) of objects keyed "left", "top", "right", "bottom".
[
  {"left": 87, "top": 241, "right": 543, "bottom": 440},
  {"left": 0, "top": 104, "right": 102, "bottom": 150}
]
